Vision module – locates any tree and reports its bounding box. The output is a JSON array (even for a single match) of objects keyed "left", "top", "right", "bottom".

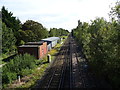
[
  {"left": 49, "top": 28, "right": 69, "bottom": 37},
  {"left": 73, "top": 17, "right": 120, "bottom": 87},
  {"left": 2, "top": 6, "right": 22, "bottom": 46},
  {"left": 109, "top": 1, "right": 120, "bottom": 22},
  {"left": 49, "top": 28, "right": 57, "bottom": 36},
  {"left": 22, "top": 20, "right": 48, "bottom": 41},
  {"left": 2, "top": 6, "right": 21, "bottom": 34},
  {"left": 2, "top": 23, "right": 16, "bottom": 54}
]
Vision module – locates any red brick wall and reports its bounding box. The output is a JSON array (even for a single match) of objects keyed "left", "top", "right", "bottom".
[
  {"left": 38, "top": 42, "right": 47, "bottom": 59},
  {"left": 43, "top": 42, "right": 47, "bottom": 55},
  {"left": 39, "top": 45, "right": 44, "bottom": 58}
]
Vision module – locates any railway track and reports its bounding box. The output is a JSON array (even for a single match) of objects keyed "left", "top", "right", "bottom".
[
  {"left": 71, "top": 37, "right": 111, "bottom": 88},
  {"left": 71, "top": 36, "right": 99, "bottom": 88},
  {"left": 58, "top": 37, "right": 73, "bottom": 89},
  {"left": 47, "top": 41, "right": 69, "bottom": 89},
  {"left": 34, "top": 36, "right": 71, "bottom": 89},
  {"left": 33, "top": 35, "right": 111, "bottom": 89},
  {"left": 71, "top": 37, "right": 89, "bottom": 88}
]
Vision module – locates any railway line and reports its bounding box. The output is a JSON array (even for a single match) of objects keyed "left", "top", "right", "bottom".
[
  {"left": 34, "top": 36, "right": 70, "bottom": 89},
  {"left": 34, "top": 35, "right": 111, "bottom": 89}
]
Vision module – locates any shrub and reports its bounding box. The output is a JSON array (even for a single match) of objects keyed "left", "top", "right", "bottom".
[
  {"left": 2, "top": 72, "right": 17, "bottom": 84},
  {"left": 19, "top": 69, "right": 32, "bottom": 77},
  {"left": 72, "top": 18, "right": 120, "bottom": 87},
  {"left": 2, "top": 53, "right": 36, "bottom": 85}
]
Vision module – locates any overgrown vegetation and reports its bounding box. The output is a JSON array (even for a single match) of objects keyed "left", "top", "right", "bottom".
[
  {"left": 4, "top": 36, "right": 67, "bottom": 88},
  {"left": 2, "top": 53, "right": 36, "bottom": 88},
  {"left": 17, "top": 20, "right": 49, "bottom": 45},
  {"left": 72, "top": 1, "right": 120, "bottom": 88}
]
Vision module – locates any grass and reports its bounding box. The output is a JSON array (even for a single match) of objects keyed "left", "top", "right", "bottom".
[
  {"left": 18, "top": 63, "right": 49, "bottom": 88},
  {"left": 7, "top": 36, "right": 68, "bottom": 88}
]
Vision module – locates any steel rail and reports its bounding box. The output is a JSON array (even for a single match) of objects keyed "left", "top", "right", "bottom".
[{"left": 46, "top": 37, "right": 70, "bottom": 89}]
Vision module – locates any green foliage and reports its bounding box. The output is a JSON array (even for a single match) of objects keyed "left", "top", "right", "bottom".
[
  {"left": 109, "top": 1, "right": 120, "bottom": 22},
  {"left": 2, "top": 53, "right": 36, "bottom": 85},
  {"left": 1, "top": 6, "right": 21, "bottom": 55},
  {"left": 72, "top": 17, "right": 120, "bottom": 88},
  {"left": 2, "top": 72, "right": 17, "bottom": 84},
  {"left": 19, "top": 69, "right": 32, "bottom": 77},
  {"left": 16, "top": 30, "right": 35, "bottom": 45},
  {"left": 21, "top": 20, "right": 48, "bottom": 42},
  {"left": 2, "top": 6, "right": 21, "bottom": 33},
  {"left": 19, "top": 40, "right": 25, "bottom": 45},
  {"left": 2, "top": 22, "right": 16, "bottom": 54},
  {"left": 15, "top": 20, "right": 49, "bottom": 45},
  {"left": 49, "top": 28, "right": 69, "bottom": 37},
  {"left": 1, "top": 6, "right": 49, "bottom": 46}
]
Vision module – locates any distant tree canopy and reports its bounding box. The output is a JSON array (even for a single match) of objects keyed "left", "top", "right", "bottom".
[
  {"left": 18, "top": 20, "right": 48, "bottom": 43},
  {"left": 49, "top": 28, "right": 69, "bottom": 37}
]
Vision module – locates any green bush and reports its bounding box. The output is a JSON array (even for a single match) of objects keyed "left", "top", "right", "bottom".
[
  {"left": 2, "top": 53, "right": 36, "bottom": 85},
  {"left": 2, "top": 72, "right": 17, "bottom": 84},
  {"left": 20, "top": 40, "right": 25, "bottom": 45},
  {"left": 19, "top": 69, "right": 32, "bottom": 77},
  {"left": 72, "top": 18, "right": 120, "bottom": 88}
]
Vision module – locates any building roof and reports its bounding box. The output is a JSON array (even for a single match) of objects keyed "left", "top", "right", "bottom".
[
  {"left": 42, "top": 37, "right": 60, "bottom": 42},
  {"left": 25, "top": 41, "right": 44, "bottom": 45},
  {"left": 19, "top": 45, "right": 40, "bottom": 48}
]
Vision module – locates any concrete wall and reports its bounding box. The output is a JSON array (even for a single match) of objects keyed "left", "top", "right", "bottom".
[{"left": 51, "top": 40, "right": 58, "bottom": 47}]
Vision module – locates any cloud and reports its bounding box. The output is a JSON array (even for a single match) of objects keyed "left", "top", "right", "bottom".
[{"left": 0, "top": 0, "right": 117, "bottom": 31}]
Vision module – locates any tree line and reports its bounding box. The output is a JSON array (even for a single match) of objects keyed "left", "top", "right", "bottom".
[
  {"left": 49, "top": 28, "right": 69, "bottom": 37},
  {"left": 72, "top": 1, "right": 120, "bottom": 88},
  {"left": 1, "top": 6, "right": 69, "bottom": 56}
]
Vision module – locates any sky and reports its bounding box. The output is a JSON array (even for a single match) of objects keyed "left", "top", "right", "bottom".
[{"left": 0, "top": 0, "right": 118, "bottom": 31}]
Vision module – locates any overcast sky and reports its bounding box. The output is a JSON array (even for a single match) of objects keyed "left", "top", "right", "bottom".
[{"left": 0, "top": 0, "right": 118, "bottom": 31}]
